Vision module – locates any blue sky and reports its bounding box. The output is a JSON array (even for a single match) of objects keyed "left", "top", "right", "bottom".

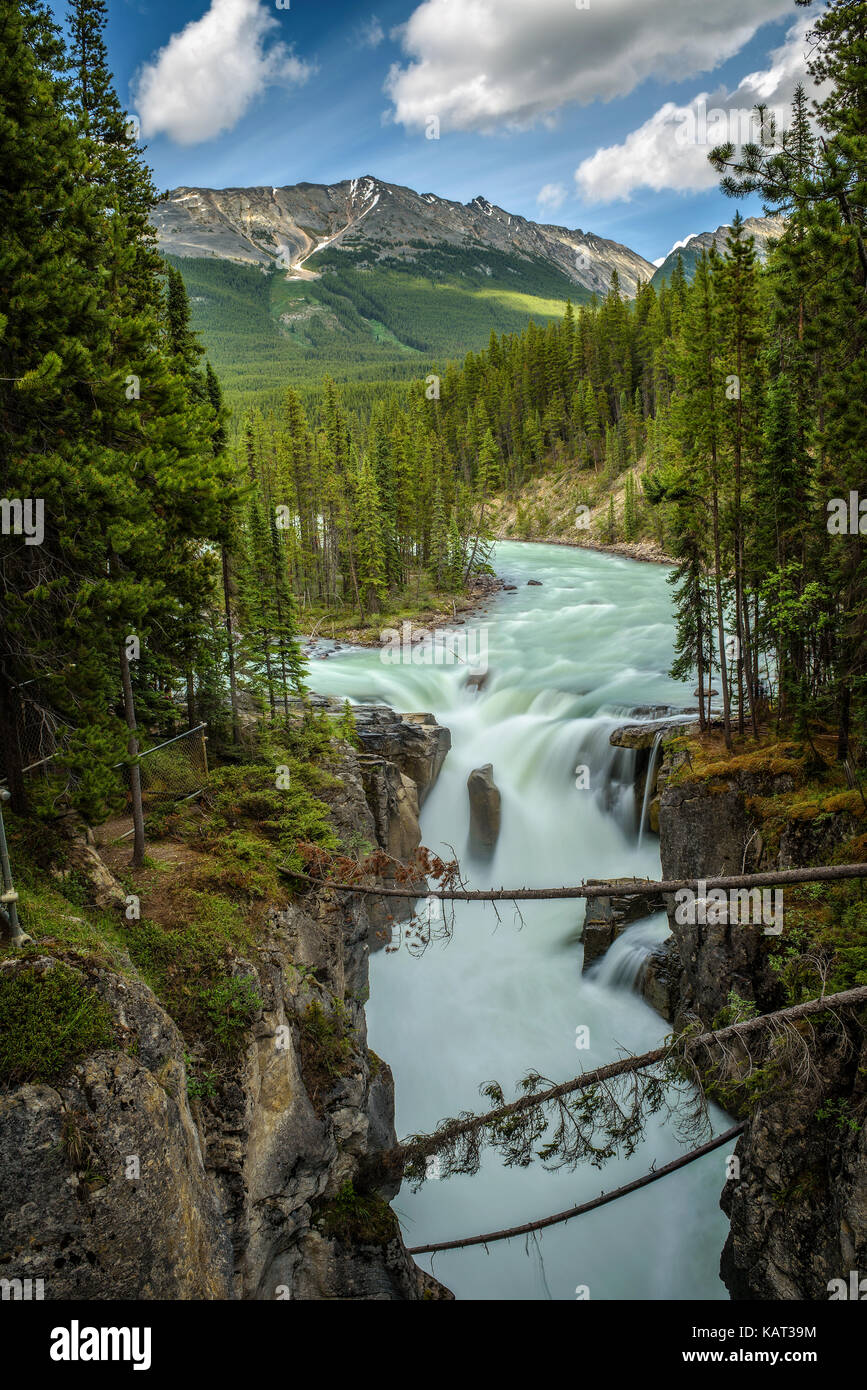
[{"left": 51, "top": 0, "right": 818, "bottom": 263}]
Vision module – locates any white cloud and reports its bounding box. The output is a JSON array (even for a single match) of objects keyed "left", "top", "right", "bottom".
[
  {"left": 574, "top": 14, "right": 816, "bottom": 203},
  {"left": 653, "top": 234, "right": 701, "bottom": 267},
  {"left": 134, "top": 0, "right": 314, "bottom": 145},
  {"left": 384, "top": 0, "right": 794, "bottom": 134},
  {"left": 357, "top": 15, "right": 385, "bottom": 49},
  {"left": 537, "top": 182, "right": 567, "bottom": 213}
]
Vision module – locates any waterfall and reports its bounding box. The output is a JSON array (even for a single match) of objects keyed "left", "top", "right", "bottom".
[
  {"left": 637, "top": 727, "right": 664, "bottom": 847},
  {"left": 303, "top": 539, "right": 731, "bottom": 1302},
  {"left": 588, "top": 913, "right": 670, "bottom": 992}
]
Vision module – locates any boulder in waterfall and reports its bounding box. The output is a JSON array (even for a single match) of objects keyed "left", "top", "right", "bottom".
[
  {"left": 465, "top": 671, "right": 489, "bottom": 692},
  {"left": 580, "top": 879, "right": 667, "bottom": 973},
  {"left": 467, "top": 763, "right": 501, "bottom": 856}
]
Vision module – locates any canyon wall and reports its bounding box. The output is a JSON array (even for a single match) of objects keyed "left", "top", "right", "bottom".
[{"left": 0, "top": 711, "right": 452, "bottom": 1301}]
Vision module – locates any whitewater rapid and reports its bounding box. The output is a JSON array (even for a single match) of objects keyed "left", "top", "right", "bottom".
[{"left": 304, "top": 540, "right": 730, "bottom": 1301}]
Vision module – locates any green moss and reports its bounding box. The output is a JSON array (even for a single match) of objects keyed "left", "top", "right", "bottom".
[
  {"left": 121, "top": 892, "right": 256, "bottom": 1043},
  {"left": 197, "top": 975, "right": 262, "bottom": 1053},
  {"left": 671, "top": 736, "right": 808, "bottom": 787},
  {"left": 315, "top": 1180, "right": 397, "bottom": 1245},
  {"left": 188, "top": 742, "right": 339, "bottom": 883},
  {"left": 296, "top": 999, "right": 354, "bottom": 1107},
  {"left": 0, "top": 964, "right": 115, "bottom": 1083}
]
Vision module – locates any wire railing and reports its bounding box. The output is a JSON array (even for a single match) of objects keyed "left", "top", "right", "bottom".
[
  {"left": 0, "top": 701, "right": 209, "bottom": 808},
  {"left": 124, "top": 723, "right": 209, "bottom": 805}
]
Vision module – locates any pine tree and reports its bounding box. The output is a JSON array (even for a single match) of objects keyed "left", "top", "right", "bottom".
[
  {"left": 354, "top": 453, "right": 387, "bottom": 618},
  {"left": 672, "top": 252, "right": 734, "bottom": 749}
]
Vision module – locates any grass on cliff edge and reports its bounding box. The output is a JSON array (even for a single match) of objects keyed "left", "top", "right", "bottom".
[
  {"left": 0, "top": 713, "right": 351, "bottom": 1079},
  {"left": 314, "top": 1180, "right": 397, "bottom": 1246},
  {"left": 0, "top": 962, "right": 115, "bottom": 1084}
]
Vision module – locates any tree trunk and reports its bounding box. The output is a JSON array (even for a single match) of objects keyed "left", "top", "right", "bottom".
[
  {"left": 463, "top": 503, "right": 486, "bottom": 586},
  {"left": 221, "top": 546, "right": 240, "bottom": 746},
  {"left": 711, "top": 475, "right": 733, "bottom": 751},
  {"left": 185, "top": 667, "right": 195, "bottom": 729},
  {"left": 837, "top": 680, "right": 851, "bottom": 764},
  {"left": 0, "top": 677, "right": 26, "bottom": 813},
  {"left": 696, "top": 578, "right": 707, "bottom": 733},
  {"left": 119, "top": 642, "right": 145, "bottom": 868},
  {"left": 363, "top": 986, "right": 867, "bottom": 1184}
]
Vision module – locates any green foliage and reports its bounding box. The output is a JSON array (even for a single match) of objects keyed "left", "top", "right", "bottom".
[
  {"left": 197, "top": 975, "right": 262, "bottom": 1053},
  {"left": 184, "top": 1050, "right": 219, "bottom": 1099},
  {"left": 172, "top": 242, "right": 585, "bottom": 416},
  {"left": 814, "top": 1096, "right": 861, "bottom": 1134},
  {"left": 296, "top": 999, "right": 353, "bottom": 1096},
  {"left": 0, "top": 964, "right": 114, "bottom": 1083},
  {"left": 336, "top": 700, "right": 360, "bottom": 748},
  {"left": 713, "top": 990, "right": 760, "bottom": 1029},
  {"left": 314, "top": 1180, "right": 396, "bottom": 1245},
  {"left": 0, "top": 0, "right": 242, "bottom": 821}
]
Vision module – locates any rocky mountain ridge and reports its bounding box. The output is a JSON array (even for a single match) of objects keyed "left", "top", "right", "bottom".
[
  {"left": 152, "top": 174, "right": 657, "bottom": 297},
  {"left": 651, "top": 215, "right": 786, "bottom": 289}
]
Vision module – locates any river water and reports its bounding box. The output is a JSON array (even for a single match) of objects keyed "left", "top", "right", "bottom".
[{"left": 304, "top": 539, "right": 730, "bottom": 1301}]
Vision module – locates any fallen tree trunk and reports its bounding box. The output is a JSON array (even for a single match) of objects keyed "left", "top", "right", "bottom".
[
  {"left": 285, "top": 862, "right": 867, "bottom": 902},
  {"left": 406, "top": 1122, "right": 746, "bottom": 1254},
  {"left": 362, "top": 987, "right": 867, "bottom": 1186}
]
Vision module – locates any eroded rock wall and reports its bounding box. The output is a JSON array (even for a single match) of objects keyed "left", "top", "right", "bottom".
[
  {"left": 0, "top": 714, "right": 452, "bottom": 1302},
  {"left": 650, "top": 756, "right": 867, "bottom": 1301}
]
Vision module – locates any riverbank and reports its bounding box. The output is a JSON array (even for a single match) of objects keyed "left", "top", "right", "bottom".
[
  {"left": 302, "top": 572, "right": 504, "bottom": 652},
  {"left": 485, "top": 458, "right": 676, "bottom": 565},
  {"left": 502, "top": 532, "right": 674, "bottom": 565}
]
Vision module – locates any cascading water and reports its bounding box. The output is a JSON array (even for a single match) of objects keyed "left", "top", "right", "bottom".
[
  {"left": 305, "top": 540, "right": 731, "bottom": 1301},
  {"left": 637, "top": 728, "right": 664, "bottom": 848},
  {"left": 587, "top": 913, "right": 671, "bottom": 991}
]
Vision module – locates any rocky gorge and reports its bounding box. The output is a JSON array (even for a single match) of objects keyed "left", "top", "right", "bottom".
[
  {"left": 596, "top": 721, "right": 867, "bottom": 1301},
  {"left": 0, "top": 706, "right": 454, "bottom": 1301}
]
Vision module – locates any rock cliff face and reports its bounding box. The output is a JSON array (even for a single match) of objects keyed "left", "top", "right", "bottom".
[
  {"left": 720, "top": 1019, "right": 867, "bottom": 1301},
  {"left": 0, "top": 955, "right": 234, "bottom": 1299},
  {"left": 649, "top": 750, "right": 867, "bottom": 1301},
  {"left": 0, "top": 714, "right": 452, "bottom": 1301}
]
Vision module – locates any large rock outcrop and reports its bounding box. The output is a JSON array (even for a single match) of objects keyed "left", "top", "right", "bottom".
[
  {"left": 0, "top": 710, "right": 452, "bottom": 1302},
  {"left": 656, "top": 757, "right": 793, "bottom": 1022},
  {"left": 720, "top": 1019, "right": 867, "bottom": 1300},
  {"left": 649, "top": 749, "right": 867, "bottom": 1301},
  {"left": 0, "top": 957, "right": 233, "bottom": 1300}
]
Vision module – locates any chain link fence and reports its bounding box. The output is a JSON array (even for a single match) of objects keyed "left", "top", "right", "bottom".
[
  {"left": 127, "top": 724, "right": 209, "bottom": 806},
  {"left": 0, "top": 691, "right": 209, "bottom": 810},
  {"left": 0, "top": 680, "right": 69, "bottom": 780}
]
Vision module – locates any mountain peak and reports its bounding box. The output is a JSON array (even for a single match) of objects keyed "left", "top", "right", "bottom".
[{"left": 152, "top": 176, "right": 656, "bottom": 296}]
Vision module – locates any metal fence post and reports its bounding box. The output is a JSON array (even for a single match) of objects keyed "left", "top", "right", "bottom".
[{"left": 0, "top": 788, "right": 30, "bottom": 947}]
